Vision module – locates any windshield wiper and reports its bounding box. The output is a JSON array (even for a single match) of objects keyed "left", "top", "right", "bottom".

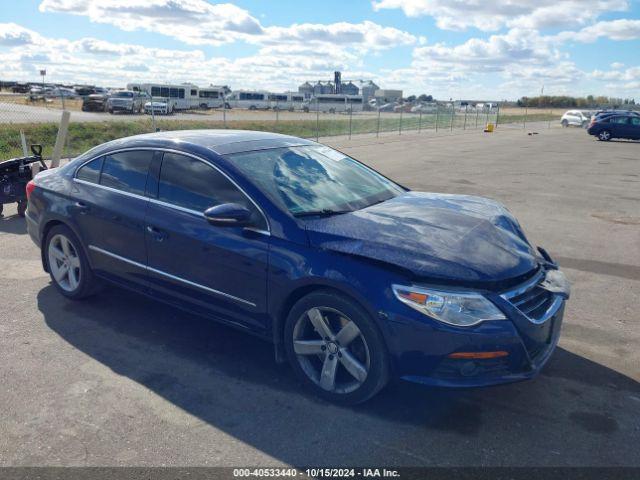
[{"left": 293, "top": 209, "right": 352, "bottom": 218}]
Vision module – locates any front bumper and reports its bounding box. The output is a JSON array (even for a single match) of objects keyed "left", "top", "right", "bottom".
[
  {"left": 145, "top": 107, "right": 169, "bottom": 115},
  {"left": 109, "top": 103, "right": 134, "bottom": 112},
  {"left": 83, "top": 103, "right": 106, "bottom": 111},
  {"left": 384, "top": 270, "right": 567, "bottom": 388}
]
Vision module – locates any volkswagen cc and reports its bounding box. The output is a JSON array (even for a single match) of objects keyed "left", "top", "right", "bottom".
[{"left": 26, "top": 130, "right": 570, "bottom": 404}]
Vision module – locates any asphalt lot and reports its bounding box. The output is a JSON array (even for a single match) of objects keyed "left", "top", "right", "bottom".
[{"left": 0, "top": 127, "right": 638, "bottom": 467}]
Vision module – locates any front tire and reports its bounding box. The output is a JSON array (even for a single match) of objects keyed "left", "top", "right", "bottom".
[
  {"left": 284, "top": 290, "right": 389, "bottom": 405},
  {"left": 598, "top": 129, "right": 612, "bottom": 141},
  {"left": 561, "top": 119, "right": 568, "bottom": 127},
  {"left": 45, "top": 225, "right": 99, "bottom": 300}
]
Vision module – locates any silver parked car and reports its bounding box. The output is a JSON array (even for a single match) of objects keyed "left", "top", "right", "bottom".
[{"left": 107, "top": 90, "right": 149, "bottom": 114}]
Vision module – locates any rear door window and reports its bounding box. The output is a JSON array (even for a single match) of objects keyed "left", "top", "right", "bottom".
[
  {"left": 611, "top": 116, "right": 629, "bottom": 124},
  {"left": 76, "top": 156, "right": 103, "bottom": 184},
  {"left": 100, "top": 151, "right": 153, "bottom": 195},
  {"left": 158, "top": 152, "right": 267, "bottom": 229}
]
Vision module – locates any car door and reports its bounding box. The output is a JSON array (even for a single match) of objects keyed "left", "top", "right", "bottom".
[
  {"left": 629, "top": 116, "right": 640, "bottom": 139},
  {"left": 71, "top": 149, "right": 155, "bottom": 291},
  {"left": 144, "top": 151, "right": 270, "bottom": 332},
  {"left": 609, "top": 116, "right": 630, "bottom": 138}
]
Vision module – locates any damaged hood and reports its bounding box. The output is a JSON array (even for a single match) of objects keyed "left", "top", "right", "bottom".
[{"left": 304, "top": 192, "right": 540, "bottom": 287}]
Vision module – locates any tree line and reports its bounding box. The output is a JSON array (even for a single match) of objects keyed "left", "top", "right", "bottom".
[{"left": 516, "top": 95, "right": 636, "bottom": 108}]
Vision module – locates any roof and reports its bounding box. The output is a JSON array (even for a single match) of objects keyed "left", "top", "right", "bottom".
[{"left": 85, "top": 129, "right": 316, "bottom": 157}]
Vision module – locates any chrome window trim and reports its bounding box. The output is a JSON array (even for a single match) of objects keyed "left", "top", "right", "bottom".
[
  {"left": 74, "top": 178, "right": 148, "bottom": 202},
  {"left": 88, "top": 245, "right": 257, "bottom": 307},
  {"left": 73, "top": 179, "right": 268, "bottom": 236},
  {"left": 73, "top": 147, "right": 270, "bottom": 234}
]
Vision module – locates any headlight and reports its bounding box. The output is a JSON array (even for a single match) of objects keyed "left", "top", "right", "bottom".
[{"left": 392, "top": 285, "right": 506, "bottom": 327}]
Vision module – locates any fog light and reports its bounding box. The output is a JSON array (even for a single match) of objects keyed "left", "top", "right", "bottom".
[{"left": 459, "top": 361, "right": 477, "bottom": 377}]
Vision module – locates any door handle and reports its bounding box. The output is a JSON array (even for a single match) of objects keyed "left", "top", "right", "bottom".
[{"left": 146, "top": 225, "right": 167, "bottom": 242}]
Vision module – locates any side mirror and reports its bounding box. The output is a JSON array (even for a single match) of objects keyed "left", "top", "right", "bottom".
[
  {"left": 204, "top": 203, "right": 251, "bottom": 227},
  {"left": 31, "top": 144, "right": 43, "bottom": 157}
]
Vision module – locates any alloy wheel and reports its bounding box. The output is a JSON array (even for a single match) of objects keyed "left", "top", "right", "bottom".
[
  {"left": 599, "top": 130, "right": 611, "bottom": 141},
  {"left": 292, "top": 307, "right": 370, "bottom": 394},
  {"left": 47, "top": 234, "right": 81, "bottom": 292}
]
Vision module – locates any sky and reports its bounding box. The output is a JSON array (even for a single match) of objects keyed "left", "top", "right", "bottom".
[{"left": 1, "top": 0, "right": 640, "bottom": 100}]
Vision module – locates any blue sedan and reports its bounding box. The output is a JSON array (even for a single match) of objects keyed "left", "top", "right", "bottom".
[{"left": 25, "top": 130, "right": 570, "bottom": 404}]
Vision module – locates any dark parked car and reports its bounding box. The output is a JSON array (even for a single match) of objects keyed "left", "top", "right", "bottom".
[
  {"left": 26, "top": 131, "right": 570, "bottom": 404},
  {"left": 81, "top": 94, "right": 109, "bottom": 112},
  {"left": 587, "top": 115, "right": 640, "bottom": 141},
  {"left": 592, "top": 109, "right": 640, "bottom": 118},
  {"left": 11, "top": 83, "right": 31, "bottom": 94}
]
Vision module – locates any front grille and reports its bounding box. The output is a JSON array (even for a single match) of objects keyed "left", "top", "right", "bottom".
[
  {"left": 509, "top": 285, "right": 555, "bottom": 320},
  {"left": 502, "top": 270, "right": 560, "bottom": 324}
]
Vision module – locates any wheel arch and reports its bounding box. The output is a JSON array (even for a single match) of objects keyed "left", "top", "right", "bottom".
[
  {"left": 271, "top": 282, "right": 387, "bottom": 364},
  {"left": 40, "top": 218, "right": 90, "bottom": 273}
]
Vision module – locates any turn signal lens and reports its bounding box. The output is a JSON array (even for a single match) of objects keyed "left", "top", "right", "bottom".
[{"left": 398, "top": 291, "right": 428, "bottom": 304}]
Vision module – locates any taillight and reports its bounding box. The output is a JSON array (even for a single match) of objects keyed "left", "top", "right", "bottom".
[{"left": 26, "top": 180, "right": 36, "bottom": 200}]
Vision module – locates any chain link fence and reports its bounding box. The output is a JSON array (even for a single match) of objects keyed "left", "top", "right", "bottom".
[{"left": 1, "top": 87, "right": 564, "bottom": 161}]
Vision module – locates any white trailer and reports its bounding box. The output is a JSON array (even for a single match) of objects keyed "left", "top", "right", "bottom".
[
  {"left": 269, "top": 92, "right": 306, "bottom": 111},
  {"left": 305, "top": 94, "right": 364, "bottom": 113},
  {"left": 197, "top": 86, "right": 227, "bottom": 109},
  {"left": 224, "top": 90, "right": 271, "bottom": 110},
  {"left": 127, "top": 83, "right": 199, "bottom": 110}
]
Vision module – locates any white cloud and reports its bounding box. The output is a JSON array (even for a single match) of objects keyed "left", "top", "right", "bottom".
[
  {"left": 263, "top": 21, "right": 416, "bottom": 51},
  {"left": 372, "top": 0, "right": 629, "bottom": 31},
  {"left": 0, "top": 23, "right": 380, "bottom": 91},
  {"left": 412, "top": 28, "right": 561, "bottom": 73},
  {"left": 39, "top": 0, "right": 264, "bottom": 45},
  {"left": 39, "top": 0, "right": 416, "bottom": 52},
  {"left": 380, "top": 27, "right": 598, "bottom": 99},
  {"left": 0, "top": 23, "right": 38, "bottom": 46},
  {"left": 557, "top": 19, "right": 640, "bottom": 43},
  {"left": 590, "top": 66, "right": 640, "bottom": 92}
]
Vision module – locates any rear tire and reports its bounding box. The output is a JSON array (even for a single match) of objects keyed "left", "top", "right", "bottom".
[
  {"left": 598, "top": 130, "right": 612, "bottom": 141},
  {"left": 45, "top": 225, "right": 99, "bottom": 300},
  {"left": 284, "top": 290, "right": 389, "bottom": 405}
]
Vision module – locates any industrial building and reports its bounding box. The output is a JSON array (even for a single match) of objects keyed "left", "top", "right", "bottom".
[
  {"left": 374, "top": 89, "right": 403, "bottom": 104},
  {"left": 297, "top": 73, "right": 399, "bottom": 108},
  {"left": 357, "top": 80, "right": 380, "bottom": 104}
]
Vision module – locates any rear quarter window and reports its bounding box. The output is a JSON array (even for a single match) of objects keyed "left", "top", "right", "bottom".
[
  {"left": 100, "top": 151, "right": 153, "bottom": 195},
  {"left": 76, "top": 156, "right": 104, "bottom": 183}
]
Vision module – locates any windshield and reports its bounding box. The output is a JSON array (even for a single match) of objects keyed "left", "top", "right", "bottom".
[
  {"left": 225, "top": 145, "right": 404, "bottom": 216},
  {"left": 113, "top": 91, "right": 133, "bottom": 98}
]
